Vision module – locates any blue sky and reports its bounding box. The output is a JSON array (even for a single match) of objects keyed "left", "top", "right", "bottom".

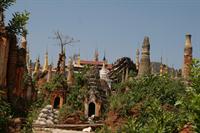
[{"left": 5, "top": 0, "right": 200, "bottom": 69}]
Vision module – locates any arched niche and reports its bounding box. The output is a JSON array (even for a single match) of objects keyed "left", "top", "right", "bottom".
[
  {"left": 53, "top": 96, "right": 60, "bottom": 109},
  {"left": 88, "top": 102, "right": 95, "bottom": 117}
]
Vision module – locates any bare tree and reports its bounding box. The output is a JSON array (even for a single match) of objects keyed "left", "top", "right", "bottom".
[{"left": 52, "top": 31, "right": 79, "bottom": 54}]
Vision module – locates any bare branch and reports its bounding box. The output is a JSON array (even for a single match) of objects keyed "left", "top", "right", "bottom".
[{"left": 50, "top": 31, "right": 79, "bottom": 54}]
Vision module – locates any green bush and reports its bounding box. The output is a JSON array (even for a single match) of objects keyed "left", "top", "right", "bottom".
[
  {"left": 95, "top": 125, "right": 112, "bottom": 133},
  {"left": 176, "top": 58, "right": 200, "bottom": 132},
  {"left": 66, "top": 85, "right": 86, "bottom": 111},
  {"left": 0, "top": 97, "right": 11, "bottom": 133},
  {"left": 21, "top": 94, "right": 50, "bottom": 133},
  {"left": 121, "top": 98, "right": 186, "bottom": 133},
  {"left": 42, "top": 73, "right": 67, "bottom": 92},
  {"left": 109, "top": 75, "right": 186, "bottom": 117},
  {"left": 105, "top": 74, "right": 190, "bottom": 132}
]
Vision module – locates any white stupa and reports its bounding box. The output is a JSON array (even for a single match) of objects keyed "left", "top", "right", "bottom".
[{"left": 99, "top": 56, "right": 111, "bottom": 88}]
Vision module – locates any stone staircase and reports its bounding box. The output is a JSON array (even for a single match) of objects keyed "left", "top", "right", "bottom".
[
  {"left": 32, "top": 105, "right": 102, "bottom": 133},
  {"left": 34, "top": 105, "right": 59, "bottom": 125}
]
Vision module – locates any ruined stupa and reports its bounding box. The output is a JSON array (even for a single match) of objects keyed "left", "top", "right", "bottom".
[
  {"left": 182, "top": 33, "right": 192, "bottom": 80},
  {"left": 137, "top": 36, "right": 151, "bottom": 77}
]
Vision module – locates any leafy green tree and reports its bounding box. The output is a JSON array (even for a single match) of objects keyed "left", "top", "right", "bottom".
[
  {"left": 190, "top": 59, "right": 200, "bottom": 93},
  {"left": 0, "top": 0, "right": 29, "bottom": 35},
  {"left": 7, "top": 11, "right": 30, "bottom": 35},
  {"left": 177, "top": 58, "right": 200, "bottom": 132},
  {"left": 0, "top": 0, "right": 15, "bottom": 10}
]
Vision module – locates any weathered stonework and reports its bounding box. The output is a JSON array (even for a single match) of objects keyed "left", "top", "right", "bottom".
[
  {"left": 47, "top": 64, "right": 52, "bottom": 82},
  {"left": 0, "top": 27, "right": 9, "bottom": 87},
  {"left": 108, "top": 57, "right": 136, "bottom": 83},
  {"left": 57, "top": 53, "right": 66, "bottom": 74},
  {"left": 84, "top": 66, "right": 110, "bottom": 117},
  {"left": 6, "top": 34, "right": 36, "bottom": 108},
  {"left": 84, "top": 96, "right": 102, "bottom": 117},
  {"left": 67, "top": 58, "right": 75, "bottom": 86},
  {"left": 138, "top": 36, "right": 151, "bottom": 77},
  {"left": 33, "top": 58, "right": 40, "bottom": 79},
  {"left": 50, "top": 89, "right": 66, "bottom": 109},
  {"left": 6, "top": 35, "right": 18, "bottom": 99},
  {"left": 182, "top": 33, "right": 192, "bottom": 80},
  {"left": 14, "top": 46, "right": 27, "bottom": 96}
]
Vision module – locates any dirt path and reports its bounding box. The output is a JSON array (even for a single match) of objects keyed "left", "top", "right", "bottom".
[{"left": 33, "top": 128, "right": 94, "bottom": 133}]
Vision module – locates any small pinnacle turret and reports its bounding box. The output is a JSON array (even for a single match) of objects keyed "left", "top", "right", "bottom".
[
  {"left": 42, "top": 51, "right": 49, "bottom": 72},
  {"left": 100, "top": 56, "right": 109, "bottom": 80},
  {"left": 28, "top": 60, "right": 32, "bottom": 75},
  {"left": 160, "top": 56, "right": 164, "bottom": 76},
  {"left": 182, "top": 33, "right": 192, "bottom": 80},
  {"left": 135, "top": 48, "right": 140, "bottom": 70},
  {"left": 94, "top": 49, "right": 99, "bottom": 62},
  {"left": 138, "top": 36, "right": 151, "bottom": 77},
  {"left": 77, "top": 53, "right": 81, "bottom": 66},
  {"left": 67, "top": 58, "right": 75, "bottom": 86},
  {"left": 33, "top": 57, "right": 40, "bottom": 76},
  {"left": 47, "top": 63, "right": 53, "bottom": 82},
  {"left": 185, "top": 33, "right": 192, "bottom": 48}
]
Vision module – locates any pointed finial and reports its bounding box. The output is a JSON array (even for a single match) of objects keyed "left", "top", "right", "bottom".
[
  {"left": 185, "top": 33, "right": 192, "bottom": 48},
  {"left": 103, "top": 50, "right": 106, "bottom": 61},
  {"left": 33, "top": 57, "right": 40, "bottom": 76},
  {"left": 136, "top": 48, "right": 140, "bottom": 55},
  {"left": 143, "top": 36, "right": 150, "bottom": 46}
]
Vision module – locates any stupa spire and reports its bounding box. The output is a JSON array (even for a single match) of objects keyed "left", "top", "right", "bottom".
[
  {"left": 160, "top": 56, "right": 164, "bottom": 76},
  {"left": 77, "top": 52, "right": 81, "bottom": 66},
  {"left": 182, "top": 33, "right": 192, "bottom": 80},
  {"left": 137, "top": 36, "right": 151, "bottom": 77},
  {"left": 47, "top": 63, "right": 53, "bottom": 82},
  {"left": 33, "top": 57, "right": 40, "bottom": 76},
  {"left": 67, "top": 58, "right": 75, "bottom": 86},
  {"left": 94, "top": 49, "right": 99, "bottom": 62},
  {"left": 42, "top": 50, "right": 49, "bottom": 72}
]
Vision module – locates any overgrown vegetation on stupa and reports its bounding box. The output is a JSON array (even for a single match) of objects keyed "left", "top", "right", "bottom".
[
  {"left": 1, "top": 1, "right": 200, "bottom": 133},
  {"left": 0, "top": 0, "right": 30, "bottom": 132},
  {"left": 96, "top": 59, "right": 200, "bottom": 133}
]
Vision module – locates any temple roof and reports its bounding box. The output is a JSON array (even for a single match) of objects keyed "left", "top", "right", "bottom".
[{"left": 78, "top": 60, "right": 112, "bottom": 69}]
